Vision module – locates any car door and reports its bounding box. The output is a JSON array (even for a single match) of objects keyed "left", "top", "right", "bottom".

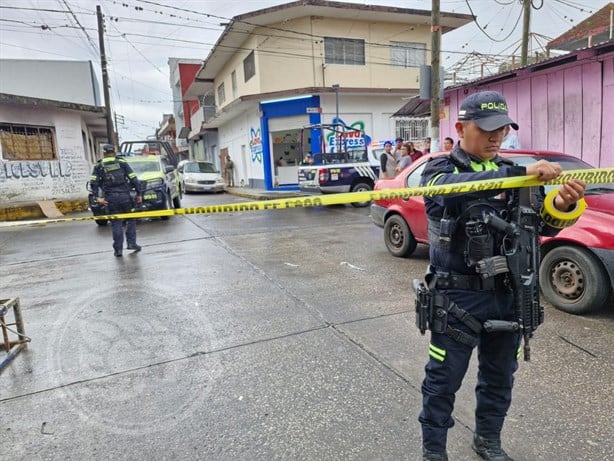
[{"left": 403, "top": 162, "right": 429, "bottom": 242}]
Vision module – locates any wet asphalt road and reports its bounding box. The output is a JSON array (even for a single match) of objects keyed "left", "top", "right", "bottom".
[{"left": 1, "top": 192, "right": 613, "bottom": 461}]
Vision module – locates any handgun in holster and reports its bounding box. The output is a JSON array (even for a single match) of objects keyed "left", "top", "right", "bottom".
[{"left": 413, "top": 279, "right": 430, "bottom": 335}]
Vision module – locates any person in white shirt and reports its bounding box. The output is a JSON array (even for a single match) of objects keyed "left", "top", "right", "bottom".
[{"left": 501, "top": 126, "right": 521, "bottom": 149}]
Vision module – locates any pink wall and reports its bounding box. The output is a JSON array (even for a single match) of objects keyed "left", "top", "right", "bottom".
[{"left": 441, "top": 46, "right": 614, "bottom": 168}]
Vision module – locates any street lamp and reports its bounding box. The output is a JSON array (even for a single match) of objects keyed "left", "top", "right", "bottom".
[{"left": 332, "top": 84, "right": 340, "bottom": 124}]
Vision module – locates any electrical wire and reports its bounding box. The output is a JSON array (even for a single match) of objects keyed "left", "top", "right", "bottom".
[
  {"left": 464, "top": 0, "right": 524, "bottom": 43},
  {"left": 60, "top": 0, "right": 99, "bottom": 57},
  {"left": 531, "top": 0, "right": 544, "bottom": 10},
  {"left": 553, "top": 0, "right": 595, "bottom": 12},
  {"left": 0, "top": 5, "right": 92, "bottom": 14}
]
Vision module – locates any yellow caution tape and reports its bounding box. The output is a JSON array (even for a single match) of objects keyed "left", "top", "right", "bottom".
[
  {"left": 2, "top": 167, "right": 613, "bottom": 228},
  {"left": 540, "top": 189, "right": 587, "bottom": 229}
]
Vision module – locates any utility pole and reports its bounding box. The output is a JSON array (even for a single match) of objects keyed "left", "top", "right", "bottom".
[
  {"left": 521, "top": 0, "right": 531, "bottom": 66},
  {"left": 430, "top": 0, "right": 441, "bottom": 152},
  {"left": 97, "top": 5, "right": 115, "bottom": 147}
]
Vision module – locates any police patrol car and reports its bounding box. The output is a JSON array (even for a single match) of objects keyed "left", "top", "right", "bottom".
[{"left": 297, "top": 124, "right": 380, "bottom": 208}]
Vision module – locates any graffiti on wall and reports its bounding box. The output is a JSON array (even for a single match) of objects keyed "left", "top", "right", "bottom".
[
  {"left": 249, "top": 127, "right": 263, "bottom": 164},
  {"left": 0, "top": 148, "right": 89, "bottom": 201},
  {"left": 0, "top": 160, "right": 72, "bottom": 179}
]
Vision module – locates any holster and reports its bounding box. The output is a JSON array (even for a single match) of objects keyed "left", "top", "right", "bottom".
[{"left": 413, "top": 277, "right": 483, "bottom": 348}]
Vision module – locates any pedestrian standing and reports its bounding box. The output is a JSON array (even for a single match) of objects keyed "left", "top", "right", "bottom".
[
  {"left": 393, "top": 137, "right": 404, "bottom": 161},
  {"left": 423, "top": 137, "right": 431, "bottom": 154},
  {"left": 379, "top": 141, "right": 397, "bottom": 178},
  {"left": 89, "top": 144, "right": 142, "bottom": 257},
  {"left": 396, "top": 142, "right": 412, "bottom": 173},
  {"left": 408, "top": 142, "right": 423, "bottom": 163},
  {"left": 225, "top": 156, "right": 235, "bottom": 187},
  {"left": 418, "top": 90, "right": 586, "bottom": 461}
]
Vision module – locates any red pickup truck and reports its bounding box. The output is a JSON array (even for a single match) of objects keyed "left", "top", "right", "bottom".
[{"left": 371, "top": 150, "right": 614, "bottom": 315}]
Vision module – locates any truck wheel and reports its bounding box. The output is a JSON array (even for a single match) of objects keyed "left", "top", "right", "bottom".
[
  {"left": 540, "top": 246, "right": 609, "bottom": 314},
  {"left": 161, "top": 191, "right": 172, "bottom": 220},
  {"left": 350, "top": 182, "right": 372, "bottom": 208},
  {"left": 384, "top": 214, "right": 417, "bottom": 257}
]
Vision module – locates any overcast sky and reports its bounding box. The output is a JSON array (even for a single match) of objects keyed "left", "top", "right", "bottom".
[{"left": 0, "top": 0, "right": 604, "bottom": 140}]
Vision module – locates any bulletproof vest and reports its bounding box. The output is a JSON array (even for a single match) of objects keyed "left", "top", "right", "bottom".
[
  {"left": 429, "top": 151, "right": 515, "bottom": 268},
  {"left": 100, "top": 158, "right": 128, "bottom": 188}
]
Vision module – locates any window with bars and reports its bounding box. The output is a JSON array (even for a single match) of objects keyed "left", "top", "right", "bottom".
[
  {"left": 324, "top": 37, "right": 365, "bottom": 65},
  {"left": 0, "top": 123, "right": 57, "bottom": 160},
  {"left": 217, "top": 82, "right": 226, "bottom": 105},
  {"left": 395, "top": 118, "right": 430, "bottom": 143},
  {"left": 391, "top": 41, "right": 426, "bottom": 68},
  {"left": 243, "top": 51, "right": 255, "bottom": 82}
]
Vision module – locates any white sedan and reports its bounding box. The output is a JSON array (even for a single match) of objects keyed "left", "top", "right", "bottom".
[{"left": 179, "top": 161, "right": 226, "bottom": 193}]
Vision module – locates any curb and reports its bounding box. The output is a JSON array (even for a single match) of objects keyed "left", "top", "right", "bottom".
[
  {"left": 226, "top": 188, "right": 307, "bottom": 201},
  {"left": 0, "top": 199, "right": 89, "bottom": 222}
]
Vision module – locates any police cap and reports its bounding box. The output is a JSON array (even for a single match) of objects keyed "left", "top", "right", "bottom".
[
  {"left": 458, "top": 91, "right": 519, "bottom": 132},
  {"left": 102, "top": 144, "right": 115, "bottom": 154}
]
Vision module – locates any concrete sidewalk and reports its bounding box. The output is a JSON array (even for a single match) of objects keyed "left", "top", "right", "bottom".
[
  {"left": 225, "top": 186, "right": 307, "bottom": 201},
  {"left": 0, "top": 188, "right": 307, "bottom": 222}
]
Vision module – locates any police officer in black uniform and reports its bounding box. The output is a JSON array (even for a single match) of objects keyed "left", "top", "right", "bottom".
[
  {"left": 90, "top": 144, "right": 143, "bottom": 257},
  {"left": 418, "top": 91, "right": 586, "bottom": 461}
]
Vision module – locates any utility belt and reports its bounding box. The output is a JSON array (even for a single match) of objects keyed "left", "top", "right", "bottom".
[
  {"left": 432, "top": 271, "right": 509, "bottom": 291},
  {"left": 413, "top": 274, "right": 519, "bottom": 348}
]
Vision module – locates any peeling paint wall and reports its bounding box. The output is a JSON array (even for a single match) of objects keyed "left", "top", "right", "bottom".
[{"left": 0, "top": 105, "right": 92, "bottom": 204}]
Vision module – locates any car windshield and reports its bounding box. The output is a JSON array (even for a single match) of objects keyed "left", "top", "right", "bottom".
[
  {"left": 126, "top": 160, "right": 160, "bottom": 175},
  {"left": 509, "top": 154, "right": 613, "bottom": 194},
  {"left": 185, "top": 162, "right": 216, "bottom": 173}
]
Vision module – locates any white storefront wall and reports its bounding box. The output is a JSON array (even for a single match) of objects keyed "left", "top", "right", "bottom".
[
  {"left": 0, "top": 105, "right": 92, "bottom": 203},
  {"left": 211, "top": 93, "right": 404, "bottom": 188},
  {"left": 217, "top": 106, "right": 262, "bottom": 188}
]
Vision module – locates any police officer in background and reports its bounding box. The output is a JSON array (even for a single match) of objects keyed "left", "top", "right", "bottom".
[
  {"left": 90, "top": 144, "right": 143, "bottom": 257},
  {"left": 418, "top": 91, "right": 586, "bottom": 461}
]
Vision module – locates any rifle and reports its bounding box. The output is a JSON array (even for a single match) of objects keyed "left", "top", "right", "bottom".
[{"left": 483, "top": 187, "right": 543, "bottom": 361}]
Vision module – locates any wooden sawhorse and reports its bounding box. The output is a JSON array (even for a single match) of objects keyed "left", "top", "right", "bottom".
[{"left": 0, "top": 298, "right": 29, "bottom": 373}]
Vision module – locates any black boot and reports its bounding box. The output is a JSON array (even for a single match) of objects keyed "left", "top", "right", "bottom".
[
  {"left": 472, "top": 434, "right": 514, "bottom": 461},
  {"left": 422, "top": 448, "right": 449, "bottom": 461}
]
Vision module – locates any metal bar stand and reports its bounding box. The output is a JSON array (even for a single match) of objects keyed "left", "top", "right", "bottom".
[{"left": 0, "top": 298, "right": 29, "bottom": 373}]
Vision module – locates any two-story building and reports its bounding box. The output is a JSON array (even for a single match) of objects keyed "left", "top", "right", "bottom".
[
  {"left": 182, "top": 0, "right": 472, "bottom": 190},
  {"left": 168, "top": 58, "right": 203, "bottom": 160},
  {"left": 0, "top": 60, "right": 107, "bottom": 212}
]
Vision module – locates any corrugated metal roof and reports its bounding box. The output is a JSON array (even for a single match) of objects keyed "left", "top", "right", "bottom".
[{"left": 392, "top": 97, "right": 431, "bottom": 117}]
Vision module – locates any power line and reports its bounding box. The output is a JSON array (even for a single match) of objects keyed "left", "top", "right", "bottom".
[
  {"left": 464, "top": 0, "right": 524, "bottom": 43},
  {"left": 553, "top": 0, "right": 595, "bottom": 13},
  {"left": 106, "top": 18, "right": 167, "bottom": 75},
  {"left": 60, "top": 0, "right": 99, "bottom": 57},
  {"left": 0, "top": 41, "right": 86, "bottom": 59},
  {"left": 0, "top": 5, "right": 92, "bottom": 14}
]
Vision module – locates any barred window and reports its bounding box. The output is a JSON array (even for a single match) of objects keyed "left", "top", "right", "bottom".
[
  {"left": 395, "top": 118, "right": 430, "bottom": 143},
  {"left": 324, "top": 37, "right": 365, "bottom": 65},
  {"left": 391, "top": 41, "right": 426, "bottom": 68},
  {"left": 243, "top": 51, "right": 255, "bottom": 82},
  {"left": 217, "top": 82, "right": 226, "bottom": 105},
  {"left": 0, "top": 123, "right": 57, "bottom": 160}
]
